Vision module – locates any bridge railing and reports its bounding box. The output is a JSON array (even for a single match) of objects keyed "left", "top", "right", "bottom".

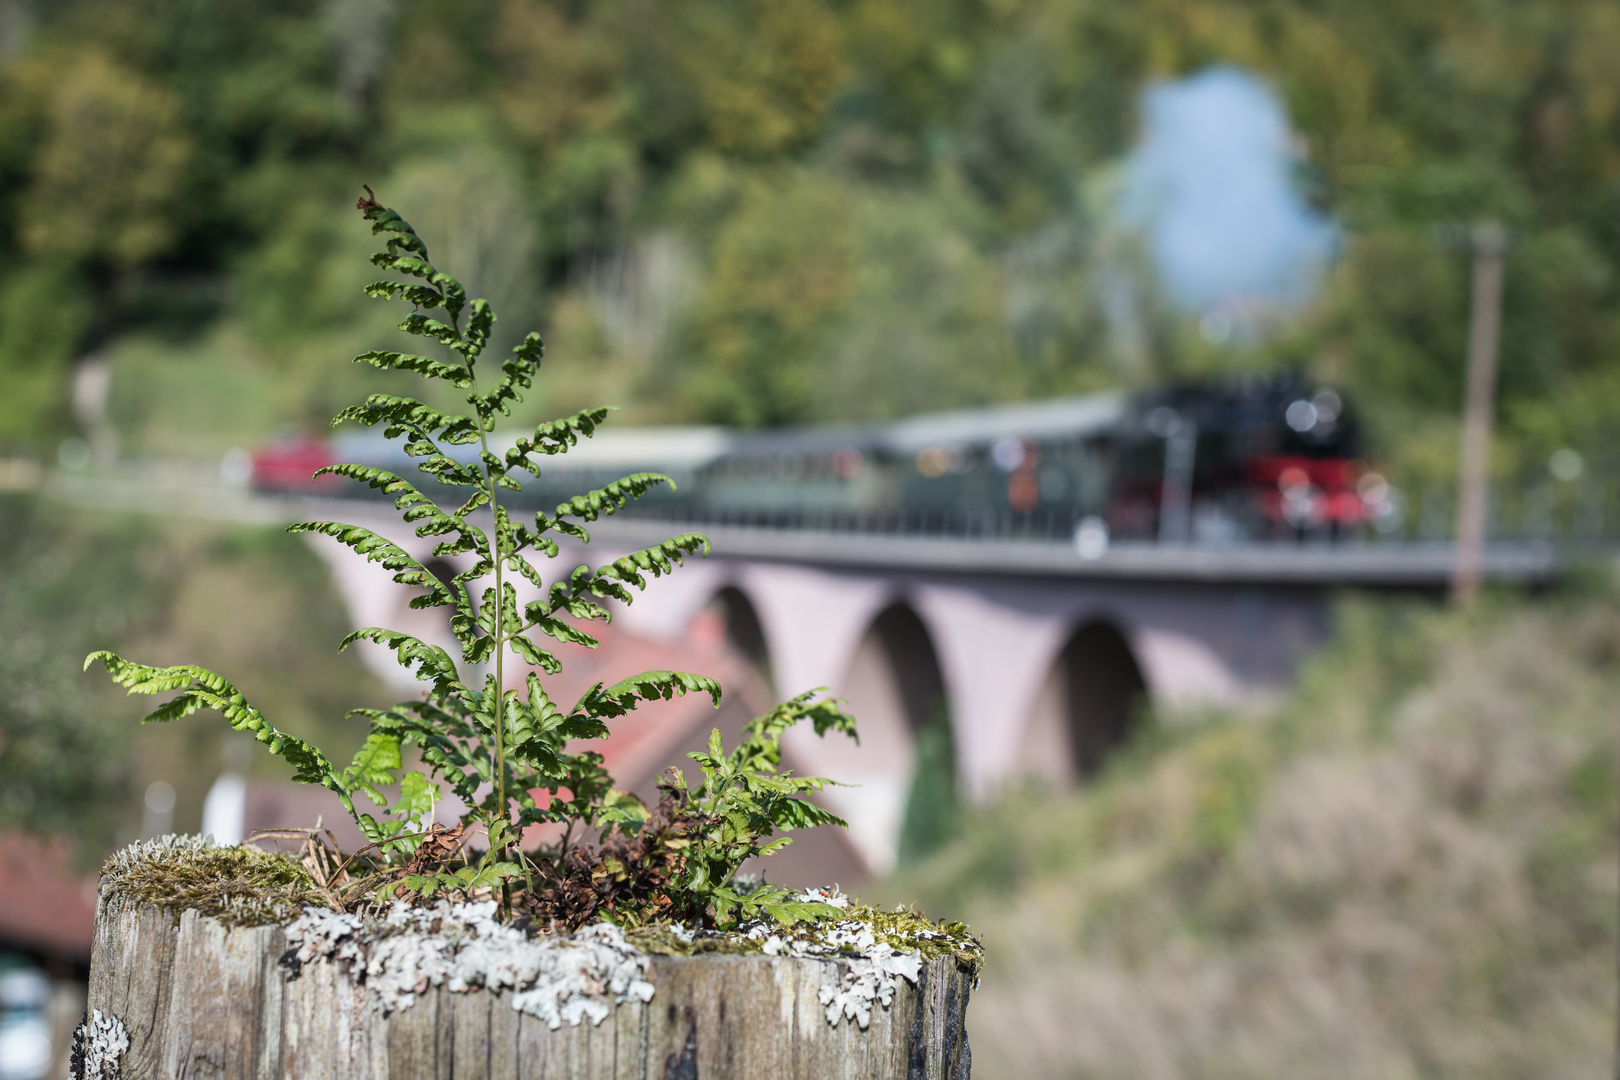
[
  {"left": 37, "top": 451, "right": 1617, "bottom": 556},
  {"left": 544, "top": 477, "right": 1620, "bottom": 553}
]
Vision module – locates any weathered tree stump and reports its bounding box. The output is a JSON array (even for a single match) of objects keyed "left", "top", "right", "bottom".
[{"left": 83, "top": 893, "right": 973, "bottom": 1079}]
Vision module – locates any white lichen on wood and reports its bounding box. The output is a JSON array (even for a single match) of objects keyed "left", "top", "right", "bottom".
[
  {"left": 70, "top": 1009, "right": 129, "bottom": 1080},
  {"left": 753, "top": 912, "right": 924, "bottom": 1029},
  {"left": 101, "top": 839, "right": 975, "bottom": 1038},
  {"left": 669, "top": 890, "right": 946, "bottom": 1030},
  {"left": 278, "top": 888, "right": 953, "bottom": 1031},
  {"left": 283, "top": 899, "right": 656, "bottom": 1028},
  {"left": 101, "top": 832, "right": 214, "bottom": 871}
]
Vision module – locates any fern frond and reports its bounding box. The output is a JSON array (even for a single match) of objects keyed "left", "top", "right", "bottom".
[
  {"left": 501, "top": 689, "right": 568, "bottom": 780},
  {"left": 516, "top": 406, "right": 613, "bottom": 459},
  {"left": 452, "top": 487, "right": 491, "bottom": 518},
  {"left": 571, "top": 670, "right": 722, "bottom": 720},
  {"left": 312, "top": 464, "right": 461, "bottom": 530},
  {"left": 87, "top": 191, "right": 862, "bottom": 925},
  {"left": 317, "top": 467, "right": 485, "bottom": 558},
  {"left": 470, "top": 332, "right": 543, "bottom": 420},
  {"left": 355, "top": 702, "right": 488, "bottom": 804},
  {"left": 340, "top": 731, "right": 404, "bottom": 807},
  {"left": 352, "top": 349, "right": 471, "bottom": 387},
  {"left": 505, "top": 551, "right": 547, "bottom": 592},
  {"left": 767, "top": 797, "right": 847, "bottom": 832},
  {"left": 457, "top": 298, "right": 494, "bottom": 360},
  {"left": 508, "top": 633, "right": 563, "bottom": 673},
  {"left": 84, "top": 652, "right": 347, "bottom": 804},
  {"left": 398, "top": 312, "right": 461, "bottom": 348},
  {"left": 339, "top": 627, "right": 469, "bottom": 698},
  {"left": 362, "top": 280, "right": 448, "bottom": 309},
  {"left": 522, "top": 614, "right": 599, "bottom": 649},
  {"left": 288, "top": 520, "right": 460, "bottom": 610},
  {"left": 478, "top": 448, "right": 522, "bottom": 489},
  {"left": 358, "top": 197, "right": 428, "bottom": 256},
  {"left": 333, "top": 394, "right": 482, "bottom": 444},
  {"left": 746, "top": 689, "right": 859, "bottom": 744},
  {"left": 526, "top": 513, "right": 590, "bottom": 544},
  {"left": 551, "top": 472, "right": 673, "bottom": 525},
  {"left": 593, "top": 533, "right": 712, "bottom": 593},
  {"left": 356, "top": 192, "right": 471, "bottom": 318},
  {"left": 532, "top": 534, "right": 710, "bottom": 616},
  {"left": 407, "top": 449, "right": 483, "bottom": 487}
]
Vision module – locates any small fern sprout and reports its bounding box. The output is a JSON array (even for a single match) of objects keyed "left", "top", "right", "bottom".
[{"left": 86, "top": 189, "right": 859, "bottom": 927}]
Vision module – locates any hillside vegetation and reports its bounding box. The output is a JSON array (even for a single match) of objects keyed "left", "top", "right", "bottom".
[
  {"left": 883, "top": 592, "right": 1619, "bottom": 1079},
  {"left": 0, "top": 495, "right": 381, "bottom": 858},
  {"left": 0, "top": 0, "right": 1615, "bottom": 492}
]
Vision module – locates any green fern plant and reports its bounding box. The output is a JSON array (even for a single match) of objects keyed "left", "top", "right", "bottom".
[{"left": 87, "top": 188, "right": 856, "bottom": 927}]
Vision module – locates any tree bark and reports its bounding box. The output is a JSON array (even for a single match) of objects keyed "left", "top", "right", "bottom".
[{"left": 84, "top": 894, "right": 972, "bottom": 1079}]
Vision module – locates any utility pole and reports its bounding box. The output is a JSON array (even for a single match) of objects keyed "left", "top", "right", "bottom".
[{"left": 1451, "top": 221, "right": 1507, "bottom": 608}]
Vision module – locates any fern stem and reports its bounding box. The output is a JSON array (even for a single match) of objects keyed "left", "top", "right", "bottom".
[
  {"left": 472, "top": 401, "right": 511, "bottom": 868},
  {"left": 449, "top": 308, "right": 512, "bottom": 901},
  {"left": 483, "top": 429, "right": 508, "bottom": 846}
]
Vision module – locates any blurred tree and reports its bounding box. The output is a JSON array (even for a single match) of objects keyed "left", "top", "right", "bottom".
[
  {"left": 0, "top": 0, "right": 1609, "bottom": 473},
  {"left": 0, "top": 260, "right": 94, "bottom": 444},
  {"left": 674, "top": 172, "right": 855, "bottom": 426},
  {"left": 20, "top": 50, "right": 190, "bottom": 266},
  {"left": 0, "top": 497, "right": 135, "bottom": 855},
  {"left": 680, "top": 0, "right": 847, "bottom": 159}
]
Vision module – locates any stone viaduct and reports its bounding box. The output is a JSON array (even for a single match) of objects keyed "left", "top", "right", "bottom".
[{"left": 302, "top": 499, "right": 1552, "bottom": 878}]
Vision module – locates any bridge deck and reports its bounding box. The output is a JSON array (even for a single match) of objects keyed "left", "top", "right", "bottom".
[
  {"left": 42, "top": 472, "right": 1573, "bottom": 587},
  {"left": 588, "top": 519, "right": 1561, "bottom": 587}
]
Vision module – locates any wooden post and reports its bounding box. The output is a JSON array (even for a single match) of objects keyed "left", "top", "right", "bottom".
[
  {"left": 82, "top": 894, "right": 974, "bottom": 1080},
  {"left": 1451, "top": 221, "right": 1507, "bottom": 609}
]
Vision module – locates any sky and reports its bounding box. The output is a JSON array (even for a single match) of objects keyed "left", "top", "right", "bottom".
[{"left": 1121, "top": 66, "right": 1338, "bottom": 315}]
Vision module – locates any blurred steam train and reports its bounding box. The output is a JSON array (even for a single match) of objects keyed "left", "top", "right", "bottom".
[{"left": 252, "top": 373, "right": 1401, "bottom": 544}]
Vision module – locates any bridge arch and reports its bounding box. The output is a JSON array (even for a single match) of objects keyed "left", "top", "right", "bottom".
[
  {"left": 1017, "top": 618, "right": 1147, "bottom": 787},
  {"left": 709, "top": 584, "right": 772, "bottom": 683},
  {"left": 845, "top": 604, "right": 947, "bottom": 738},
  {"left": 790, "top": 600, "right": 950, "bottom": 875}
]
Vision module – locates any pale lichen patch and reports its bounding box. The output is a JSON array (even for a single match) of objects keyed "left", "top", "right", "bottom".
[
  {"left": 97, "top": 842, "right": 982, "bottom": 1031},
  {"left": 628, "top": 888, "right": 984, "bottom": 1029},
  {"left": 629, "top": 888, "right": 985, "bottom": 983},
  {"left": 284, "top": 900, "right": 656, "bottom": 1028},
  {"left": 70, "top": 1009, "right": 129, "bottom": 1080}
]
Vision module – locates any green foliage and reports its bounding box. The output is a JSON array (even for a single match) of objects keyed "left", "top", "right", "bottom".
[
  {"left": 18, "top": 49, "right": 191, "bottom": 267},
  {"left": 88, "top": 193, "right": 857, "bottom": 923},
  {"left": 0, "top": 501, "right": 134, "bottom": 855},
  {"left": 674, "top": 173, "right": 856, "bottom": 426},
  {"left": 3, "top": 0, "right": 1617, "bottom": 473},
  {"left": 0, "top": 261, "right": 94, "bottom": 449},
  {"left": 897, "top": 701, "right": 960, "bottom": 868},
  {"left": 669, "top": 691, "right": 859, "bottom": 926}
]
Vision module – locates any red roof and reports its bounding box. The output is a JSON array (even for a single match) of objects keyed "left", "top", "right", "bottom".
[{"left": 0, "top": 831, "right": 99, "bottom": 962}]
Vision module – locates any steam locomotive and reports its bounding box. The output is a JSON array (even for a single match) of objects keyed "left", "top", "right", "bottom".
[{"left": 253, "top": 374, "right": 1399, "bottom": 543}]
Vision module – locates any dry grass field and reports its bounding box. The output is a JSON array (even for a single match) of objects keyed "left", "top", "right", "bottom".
[{"left": 882, "top": 590, "right": 1619, "bottom": 1080}]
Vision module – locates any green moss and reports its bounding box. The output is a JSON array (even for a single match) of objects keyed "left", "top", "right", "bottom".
[
  {"left": 845, "top": 906, "right": 984, "bottom": 979},
  {"left": 625, "top": 905, "right": 984, "bottom": 981},
  {"left": 624, "top": 927, "right": 766, "bottom": 958},
  {"left": 98, "top": 838, "right": 985, "bottom": 980},
  {"left": 100, "top": 835, "right": 329, "bottom": 928}
]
